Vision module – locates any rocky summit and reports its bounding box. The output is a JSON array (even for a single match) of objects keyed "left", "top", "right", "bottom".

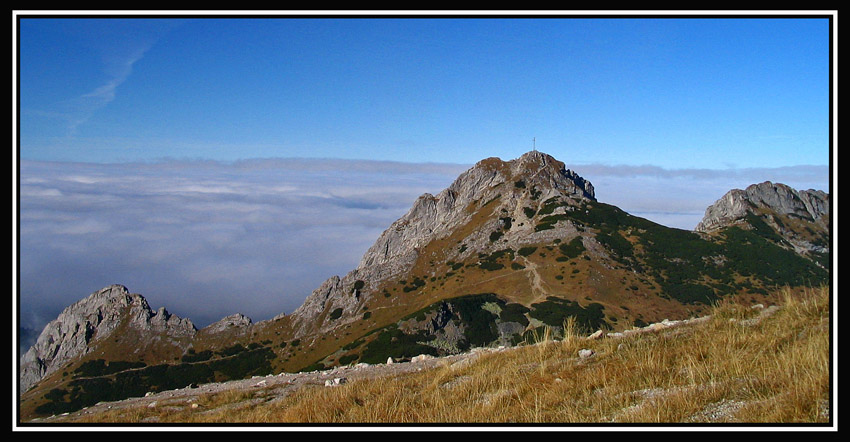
[
  {"left": 288, "top": 150, "right": 596, "bottom": 338},
  {"left": 20, "top": 285, "right": 196, "bottom": 393},
  {"left": 17, "top": 151, "right": 831, "bottom": 421},
  {"left": 696, "top": 181, "right": 829, "bottom": 233},
  {"left": 695, "top": 181, "right": 830, "bottom": 265}
]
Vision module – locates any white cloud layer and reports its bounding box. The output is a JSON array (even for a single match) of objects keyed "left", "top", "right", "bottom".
[
  {"left": 16, "top": 158, "right": 468, "bottom": 342},
  {"left": 16, "top": 157, "right": 830, "bottom": 352}
]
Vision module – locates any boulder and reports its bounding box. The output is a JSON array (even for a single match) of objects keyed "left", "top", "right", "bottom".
[{"left": 578, "top": 349, "right": 595, "bottom": 359}]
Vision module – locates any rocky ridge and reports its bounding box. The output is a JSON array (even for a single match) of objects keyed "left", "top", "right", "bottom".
[
  {"left": 19, "top": 285, "right": 196, "bottom": 393},
  {"left": 288, "top": 150, "right": 596, "bottom": 337},
  {"left": 696, "top": 181, "right": 828, "bottom": 232},
  {"left": 200, "top": 313, "right": 253, "bottom": 335},
  {"left": 695, "top": 181, "right": 830, "bottom": 258}
]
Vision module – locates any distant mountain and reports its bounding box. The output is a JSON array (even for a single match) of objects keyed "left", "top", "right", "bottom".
[
  {"left": 695, "top": 181, "right": 830, "bottom": 268},
  {"left": 18, "top": 151, "right": 831, "bottom": 420},
  {"left": 19, "top": 285, "right": 196, "bottom": 393}
]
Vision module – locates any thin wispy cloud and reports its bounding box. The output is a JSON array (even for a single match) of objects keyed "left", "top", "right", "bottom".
[
  {"left": 63, "top": 46, "right": 151, "bottom": 135},
  {"left": 21, "top": 18, "right": 180, "bottom": 140}
]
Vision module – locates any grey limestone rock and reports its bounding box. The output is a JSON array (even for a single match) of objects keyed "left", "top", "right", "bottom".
[
  {"left": 578, "top": 349, "right": 596, "bottom": 359},
  {"left": 695, "top": 181, "right": 829, "bottom": 233},
  {"left": 20, "top": 284, "right": 196, "bottom": 393},
  {"left": 201, "top": 313, "right": 253, "bottom": 334},
  {"left": 288, "top": 151, "right": 597, "bottom": 338},
  {"left": 694, "top": 181, "right": 830, "bottom": 260}
]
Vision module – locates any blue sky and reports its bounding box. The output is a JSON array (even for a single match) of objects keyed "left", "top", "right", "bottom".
[
  {"left": 19, "top": 15, "right": 831, "bottom": 168},
  {"left": 14, "top": 13, "right": 835, "bottom": 345}
]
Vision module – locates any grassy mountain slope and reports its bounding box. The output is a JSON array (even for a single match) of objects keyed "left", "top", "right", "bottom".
[
  {"left": 34, "top": 285, "right": 832, "bottom": 425},
  {"left": 296, "top": 195, "right": 828, "bottom": 371}
]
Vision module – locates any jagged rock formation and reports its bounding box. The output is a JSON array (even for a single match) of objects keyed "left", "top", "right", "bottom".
[
  {"left": 288, "top": 151, "right": 596, "bottom": 337},
  {"left": 19, "top": 285, "right": 196, "bottom": 393},
  {"left": 696, "top": 181, "right": 828, "bottom": 232},
  {"left": 201, "top": 313, "right": 253, "bottom": 335},
  {"left": 695, "top": 181, "right": 830, "bottom": 259},
  {"left": 356, "top": 151, "right": 594, "bottom": 274}
]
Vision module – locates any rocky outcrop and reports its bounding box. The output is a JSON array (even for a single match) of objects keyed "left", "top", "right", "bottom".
[
  {"left": 354, "top": 151, "right": 594, "bottom": 273},
  {"left": 288, "top": 151, "right": 596, "bottom": 337},
  {"left": 19, "top": 285, "right": 196, "bottom": 393},
  {"left": 695, "top": 181, "right": 829, "bottom": 233},
  {"left": 694, "top": 182, "right": 830, "bottom": 259},
  {"left": 288, "top": 276, "right": 346, "bottom": 337},
  {"left": 201, "top": 313, "right": 253, "bottom": 335}
]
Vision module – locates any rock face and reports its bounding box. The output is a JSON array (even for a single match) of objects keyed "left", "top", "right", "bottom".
[
  {"left": 695, "top": 182, "right": 829, "bottom": 233},
  {"left": 695, "top": 181, "right": 830, "bottom": 258},
  {"left": 288, "top": 151, "right": 597, "bottom": 337},
  {"left": 19, "top": 285, "right": 196, "bottom": 393},
  {"left": 356, "top": 151, "right": 594, "bottom": 275},
  {"left": 201, "top": 313, "right": 253, "bottom": 334}
]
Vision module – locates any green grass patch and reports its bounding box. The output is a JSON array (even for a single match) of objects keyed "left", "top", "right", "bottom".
[
  {"left": 499, "top": 303, "right": 530, "bottom": 326},
  {"left": 338, "top": 354, "right": 359, "bottom": 365},
  {"left": 528, "top": 297, "right": 608, "bottom": 333},
  {"left": 359, "top": 326, "right": 439, "bottom": 364},
  {"left": 518, "top": 246, "right": 538, "bottom": 257},
  {"left": 36, "top": 347, "right": 276, "bottom": 417},
  {"left": 73, "top": 359, "right": 147, "bottom": 378},
  {"left": 558, "top": 236, "right": 585, "bottom": 259},
  {"left": 402, "top": 276, "right": 426, "bottom": 292},
  {"left": 478, "top": 248, "right": 514, "bottom": 271},
  {"left": 329, "top": 308, "right": 344, "bottom": 320}
]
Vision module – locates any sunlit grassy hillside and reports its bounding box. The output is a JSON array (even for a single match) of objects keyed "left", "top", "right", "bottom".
[{"left": 68, "top": 285, "right": 831, "bottom": 425}]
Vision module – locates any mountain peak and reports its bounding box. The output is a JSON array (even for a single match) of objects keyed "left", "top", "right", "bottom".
[
  {"left": 201, "top": 313, "right": 253, "bottom": 335},
  {"left": 288, "top": 150, "right": 596, "bottom": 337},
  {"left": 20, "top": 285, "right": 196, "bottom": 392},
  {"left": 513, "top": 150, "right": 595, "bottom": 201},
  {"left": 695, "top": 181, "right": 829, "bottom": 233},
  {"left": 694, "top": 181, "right": 830, "bottom": 263},
  {"left": 469, "top": 151, "right": 595, "bottom": 201},
  {"left": 474, "top": 150, "right": 560, "bottom": 172},
  {"left": 517, "top": 149, "right": 555, "bottom": 164}
]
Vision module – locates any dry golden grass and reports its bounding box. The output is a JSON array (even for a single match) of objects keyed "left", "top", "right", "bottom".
[{"left": 71, "top": 286, "right": 832, "bottom": 425}]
